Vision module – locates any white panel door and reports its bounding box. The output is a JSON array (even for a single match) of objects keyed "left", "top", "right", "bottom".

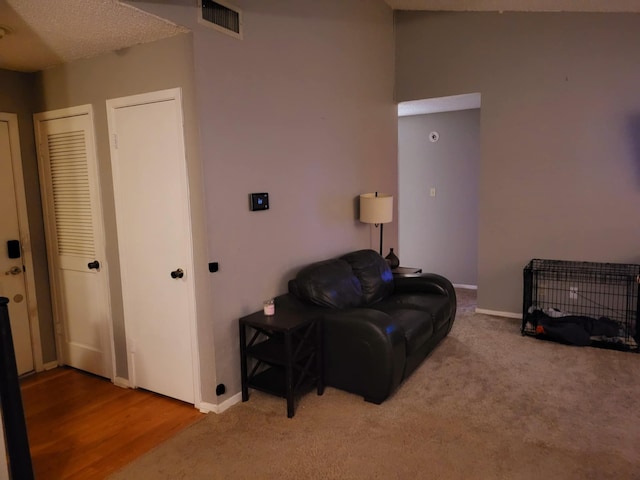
[
  {"left": 35, "top": 107, "right": 113, "bottom": 378},
  {"left": 107, "top": 89, "right": 197, "bottom": 404},
  {"left": 0, "top": 119, "right": 33, "bottom": 375}
]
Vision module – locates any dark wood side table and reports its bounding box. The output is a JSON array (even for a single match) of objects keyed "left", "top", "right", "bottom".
[
  {"left": 239, "top": 309, "right": 324, "bottom": 418},
  {"left": 392, "top": 266, "right": 423, "bottom": 277}
]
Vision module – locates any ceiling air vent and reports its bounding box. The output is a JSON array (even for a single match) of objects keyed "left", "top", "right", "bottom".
[{"left": 199, "top": 0, "right": 243, "bottom": 39}]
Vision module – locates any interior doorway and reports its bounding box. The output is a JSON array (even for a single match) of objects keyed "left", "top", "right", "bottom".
[{"left": 397, "top": 93, "right": 481, "bottom": 287}]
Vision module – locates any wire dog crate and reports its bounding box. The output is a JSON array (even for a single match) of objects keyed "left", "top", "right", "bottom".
[{"left": 522, "top": 259, "right": 640, "bottom": 352}]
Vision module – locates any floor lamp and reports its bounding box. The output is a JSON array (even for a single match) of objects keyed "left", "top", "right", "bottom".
[{"left": 359, "top": 192, "right": 393, "bottom": 256}]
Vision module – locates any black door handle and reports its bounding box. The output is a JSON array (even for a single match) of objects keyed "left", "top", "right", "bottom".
[
  {"left": 171, "top": 268, "right": 184, "bottom": 279},
  {"left": 88, "top": 260, "right": 100, "bottom": 270}
]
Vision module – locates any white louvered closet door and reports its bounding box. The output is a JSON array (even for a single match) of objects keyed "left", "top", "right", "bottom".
[{"left": 35, "top": 108, "right": 112, "bottom": 378}]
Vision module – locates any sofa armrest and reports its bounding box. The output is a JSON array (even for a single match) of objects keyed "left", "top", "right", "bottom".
[
  {"left": 394, "top": 273, "right": 457, "bottom": 334},
  {"left": 394, "top": 273, "right": 455, "bottom": 298},
  {"left": 323, "top": 308, "right": 406, "bottom": 404}
]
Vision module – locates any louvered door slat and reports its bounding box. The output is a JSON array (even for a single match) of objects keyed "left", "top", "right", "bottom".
[{"left": 47, "top": 130, "right": 96, "bottom": 258}]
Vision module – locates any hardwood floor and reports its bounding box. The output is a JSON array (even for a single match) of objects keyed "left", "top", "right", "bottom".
[{"left": 20, "top": 367, "right": 204, "bottom": 479}]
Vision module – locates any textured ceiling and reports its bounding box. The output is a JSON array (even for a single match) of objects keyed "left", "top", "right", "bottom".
[
  {"left": 0, "top": 0, "right": 188, "bottom": 72},
  {"left": 1, "top": 1, "right": 639, "bottom": 73},
  {"left": 384, "top": 0, "right": 640, "bottom": 12}
]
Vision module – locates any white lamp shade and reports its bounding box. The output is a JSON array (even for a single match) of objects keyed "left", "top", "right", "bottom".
[{"left": 359, "top": 193, "right": 393, "bottom": 224}]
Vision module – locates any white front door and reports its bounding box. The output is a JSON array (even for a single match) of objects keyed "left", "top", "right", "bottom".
[
  {"left": 34, "top": 106, "right": 113, "bottom": 379},
  {"left": 0, "top": 116, "right": 34, "bottom": 375},
  {"left": 107, "top": 88, "right": 198, "bottom": 404}
]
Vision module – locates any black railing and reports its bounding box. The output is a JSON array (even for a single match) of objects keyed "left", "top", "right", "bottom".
[{"left": 0, "top": 297, "right": 34, "bottom": 479}]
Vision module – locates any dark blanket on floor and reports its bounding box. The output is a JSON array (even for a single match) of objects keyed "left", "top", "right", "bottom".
[{"left": 529, "top": 310, "right": 619, "bottom": 346}]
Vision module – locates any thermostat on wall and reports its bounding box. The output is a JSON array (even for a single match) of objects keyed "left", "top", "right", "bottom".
[{"left": 249, "top": 193, "right": 269, "bottom": 211}]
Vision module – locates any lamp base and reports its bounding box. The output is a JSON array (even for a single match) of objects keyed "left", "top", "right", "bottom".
[{"left": 385, "top": 248, "right": 399, "bottom": 269}]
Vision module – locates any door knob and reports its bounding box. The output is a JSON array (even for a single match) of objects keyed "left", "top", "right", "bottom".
[
  {"left": 4, "top": 266, "right": 22, "bottom": 276},
  {"left": 170, "top": 268, "right": 184, "bottom": 279},
  {"left": 88, "top": 260, "right": 100, "bottom": 270}
]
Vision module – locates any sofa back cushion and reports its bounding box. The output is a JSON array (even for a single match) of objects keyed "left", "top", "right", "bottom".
[
  {"left": 340, "top": 249, "right": 393, "bottom": 305},
  {"left": 288, "top": 258, "right": 362, "bottom": 308}
]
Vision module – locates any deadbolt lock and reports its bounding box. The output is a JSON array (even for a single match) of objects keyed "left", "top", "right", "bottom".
[{"left": 4, "top": 266, "right": 22, "bottom": 276}]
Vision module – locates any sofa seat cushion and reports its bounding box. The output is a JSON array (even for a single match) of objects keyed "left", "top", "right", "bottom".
[
  {"left": 376, "top": 294, "right": 452, "bottom": 331},
  {"left": 370, "top": 307, "right": 433, "bottom": 356}
]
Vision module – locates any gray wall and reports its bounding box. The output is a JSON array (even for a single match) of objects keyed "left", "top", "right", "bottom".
[
  {"left": 35, "top": 0, "right": 396, "bottom": 404},
  {"left": 130, "top": 0, "right": 396, "bottom": 403},
  {"left": 37, "top": 33, "right": 203, "bottom": 381},
  {"left": 398, "top": 109, "right": 479, "bottom": 286},
  {"left": 0, "top": 69, "right": 56, "bottom": 363},
  {"left": 396, "top": 12, "right": 640, "bottom": 314}
]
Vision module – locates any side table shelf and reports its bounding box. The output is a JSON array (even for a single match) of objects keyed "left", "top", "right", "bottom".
[{"left": 239, "top": 309, "right": 324, "bottom": 418}]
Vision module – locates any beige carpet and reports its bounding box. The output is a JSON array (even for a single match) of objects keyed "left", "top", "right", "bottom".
[{"left": 110, "top": 289, "right": 640, "bottom": 479}]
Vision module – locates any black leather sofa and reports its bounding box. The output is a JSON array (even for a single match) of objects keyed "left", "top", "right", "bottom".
[{"left": 275, "top": 249, "right": 457, "bottom": 404}]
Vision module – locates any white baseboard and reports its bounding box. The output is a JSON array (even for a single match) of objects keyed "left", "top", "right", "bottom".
[
  {"left": 198, "top": 392, "right": 242, "bottom": 414},
  {"left": 113, "top": 376, "right": 131, "bottom": 388},
  {"left": 454, "top": 284, "right": 477, "bottom": 290},
  {"left": 109, "top": 377, "right": 241, "bottom": 413},
  {"left": 475, "top": 308, "right": 522, "bottom": 319},
  {"left": 198, "top": 402, "right": 216, "bottom": 414},
  {"left": 43, "top": 360, "right": 59, "bottom": 371}
]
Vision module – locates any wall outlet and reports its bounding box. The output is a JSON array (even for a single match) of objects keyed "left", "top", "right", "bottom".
[{"left": 569, "top": 286, "right": 578, "bottom": 300}]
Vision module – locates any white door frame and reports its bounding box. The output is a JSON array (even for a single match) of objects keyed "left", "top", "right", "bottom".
[
  {"left": 34, "top": 105, "right": 116, "bottom": 380},
  {"left": 0, "top": 112, "right": 43, "bottom": 372},
  {"left": 106, "top": 88, "right": 202, "bottom": 407}
]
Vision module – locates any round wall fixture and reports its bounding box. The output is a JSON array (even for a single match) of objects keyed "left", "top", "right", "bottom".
[{"left": 429, "top": 131, "right": 439, "bottom": 143}]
